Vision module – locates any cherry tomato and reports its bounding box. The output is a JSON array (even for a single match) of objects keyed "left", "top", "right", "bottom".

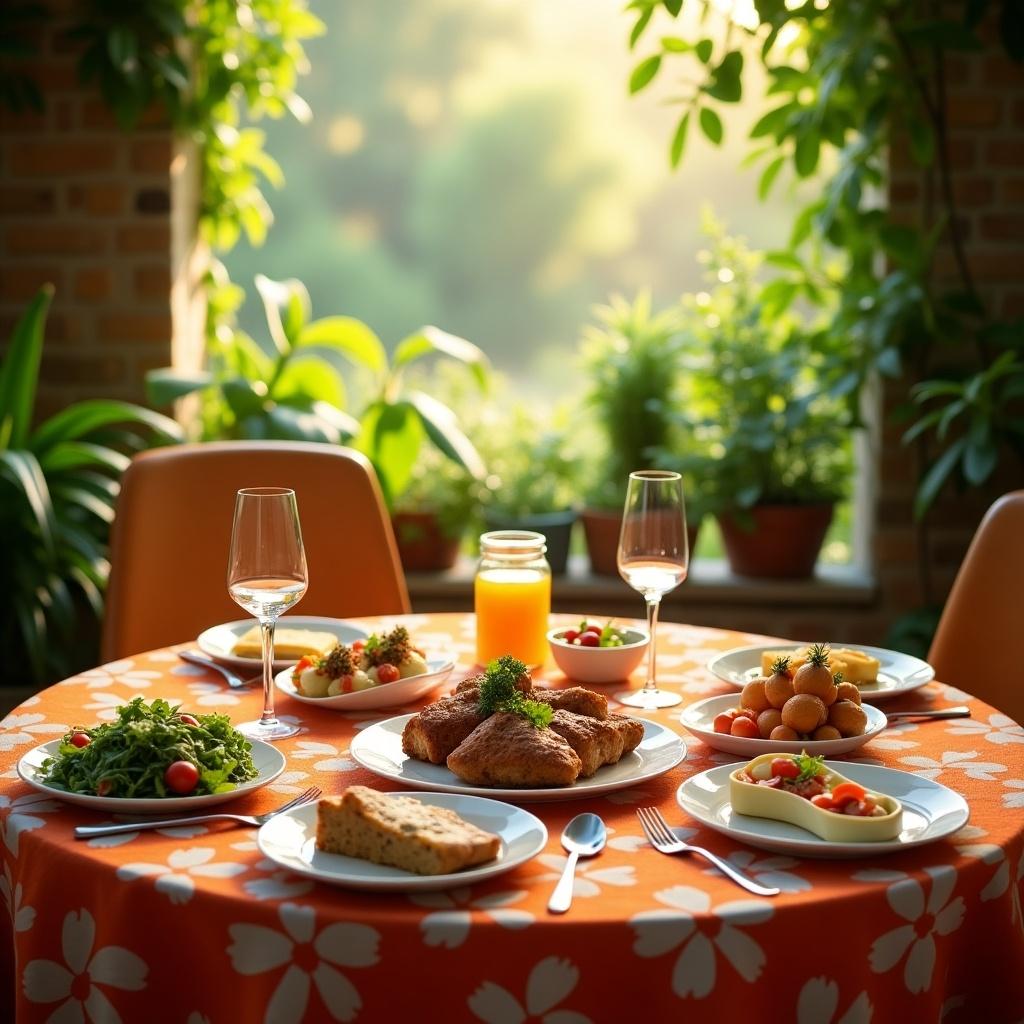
[
  {"left": 730, "top": 716, "right": 760, "bottom": 739},
  {"left": 70, "top": 732, "right": 91, "bottom": 748},
  {"left": 294, "top": 655, "right": 316, "bottom": 672},
  {"left": 376, "top": 663, "right": 401, "bottom": 684},
  {"left": 96, "top": 779, "right": 113, "bottom": 797},
  {"left": 352, "top": 640, "right": 365, "bottom": 651},
  {"left": 577, "top": 632, "right": 600, "bottom": 647},
  {"left": 165, "top": 760, "right": 199, "bottom": 795},
  {"left": 734, "top": 708, "right": 758, "bottom": 720},
  {"left": 563, "top": 630, "right": 579, "bottom": 644},
  {"left": 810, "top": 794, "right": 835, "bottom": 810},
  {"left": 341, "top": 675, "right": 354, "bottom": 693},
  {"left": 178, "top": 714, "right": 200, "bottom": 727},
  {"left": 832, "top": 781, "right": 866, "bottom": 804},
  {"left": 583, "top": 624, "right": 603, "bottom": 636},
  {"left": 712, "top": 713, "right": 735, "bottom": 734},
  {"left": 770, "top": 757, "right": 800, "bottom": 780}
]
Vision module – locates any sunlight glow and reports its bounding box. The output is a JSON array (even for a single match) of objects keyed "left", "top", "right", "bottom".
[{"left": 327, "top": 115, "right": 365, "bottom": 155}]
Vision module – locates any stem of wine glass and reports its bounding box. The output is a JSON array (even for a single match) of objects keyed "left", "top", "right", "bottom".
[
  {"left": 259, "top": 618, "right": 278, "bottom": 726},
  {"left": 643, "top": 596, "right": 660, "bottom": 694}
]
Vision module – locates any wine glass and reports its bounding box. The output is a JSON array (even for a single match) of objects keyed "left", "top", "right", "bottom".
[
  {"left": 227, "top": 487, "right": 308, "bottom": 741},
  {"left": 616, "top": 470, "right": 688, "bottom": 709}
]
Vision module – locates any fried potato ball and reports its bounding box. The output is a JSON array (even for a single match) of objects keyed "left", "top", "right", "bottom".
[
  {"left": 756, "top": 708, "right": 783, "bottom": 739},
  {"left": 765, "top": 672, "right": 795, "bottom": 709},
  {"left": 836, "top": 681, "right": 862, "bottom": 705},
  {"left": 740, "top": 678, "right": 771, "bottom": 713},
  {"left": 781, "top": 693, "right": 827, "bottom": 734},
  {"left": 812, "top": 725, "right": 842, "bottom": 741},
  {"left": 794, "top": 668, "right": 838, "bottom": 705},
  {"left": 828, "top": 699, "right": 868, "bottom": 737},
  {"left": 770, "top": 725, "right": 799, "bottom": 741}
]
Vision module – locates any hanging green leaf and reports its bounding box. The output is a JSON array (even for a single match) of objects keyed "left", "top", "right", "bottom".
[
  {"left": 629, "top": 55, "right": 662, "bottom": 94},
  {"left": 699, "top": 106, "right": 723, "bottom": 145}
]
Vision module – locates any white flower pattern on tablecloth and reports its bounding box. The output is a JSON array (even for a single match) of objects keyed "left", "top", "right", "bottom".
[
  {"left": 267, "top": 770, "right": 310, "bottom": 794},
  {"left": 796, "top": 977, "right": 871, "bottom": 1024},
  {"left": 1003, "top": 780, "right": 1024, "bottom": 809},
  {"left": 411, "top": 889, "right": 533, "bottom": 948},
  {"left": 533, "top": 853, "right": 635, "bottom": 897},
  {"left": 700, "top": 851, "right": 811, "bottom": 893},
  {"left": 869, "top": 866, "right": 965, "bottom": 993},
  {"left": 1, "top": 792, "right": 61, "bottom": 856},
  {"left": 899, "top": 749, "right": 1006, "bottom": 782},
  {"left": 289, "top": 740, "right": 356, "bottom": 773},
  {"left": 946, "top": 713, "right": 1024, "bottom": 746},
  {"left": 229, "top": 841, "right": 317, "bottom": 901},
  {"left": 23, "top": 908, "right": 147, "bottom": 1022},
  {"left": 468, "top": 956, "right": 591, "bottom": 1024},
  {"left": 86, "top": 822, "right": 209, "bottom": 848},
  {"left": 117, "top": 847, "right": 247, "bottom": 904},
  {"left": 227, "top": 902, "right": 379, "bottom": 1023},
  {"left": 1, "top": 860, "right": 34, "bottom": 932},
  {"left": 630, "top": 885, "right": 773, "bottom": 999},
  {"left": 61, "top": 660, "right": 161, "bottom": 690},
  {"left": 870, "top": 722, "right": 920, "bottom": 751},
  {"left": 183, "top": 681, "right": 242, "bottom": 707},
  {"left": 0, "top": 712, "right": 68, "bottom": 752}
]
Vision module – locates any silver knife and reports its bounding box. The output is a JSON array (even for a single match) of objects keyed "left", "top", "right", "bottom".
[{"left": 177, "top": 650, "right": 255, "bottom": 689}]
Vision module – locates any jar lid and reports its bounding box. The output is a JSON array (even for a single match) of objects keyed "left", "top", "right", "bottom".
[{"left": 479, "top": 530, "right": 547, "bottom": 557}]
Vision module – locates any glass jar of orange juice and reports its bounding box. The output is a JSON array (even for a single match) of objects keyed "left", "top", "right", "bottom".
[{"left": 475, "top": 531, "right": 551, "bottom": 667}]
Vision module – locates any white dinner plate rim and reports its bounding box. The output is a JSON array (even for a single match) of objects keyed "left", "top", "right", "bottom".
[
  {"left": 16, "top": 737, "right": 286, "bottom": 813},
  {"left": 274, "top": 657, "right": 456, "bottom": 710},
  {"left": 678, "top": 693, "right": 889, "bottom": 756},
  {"left": 196, "top": 616, "right": 369, "bottom": 671},
  {"left": 706, "top": 643, "right": 935, "bottom": 702},
  {"left": 349, "top": 714, "right": 686, "bottom": 802},
  {"left": 676, "top": 760, "right": 969, "bottom": 858},
  {"left": 256, "top": 792, "right": 548, "bottom": 891}
]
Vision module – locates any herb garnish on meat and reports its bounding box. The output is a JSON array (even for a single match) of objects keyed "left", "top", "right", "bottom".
[{"left": 478, "top": 655, "right": 552, "bottom": 728}]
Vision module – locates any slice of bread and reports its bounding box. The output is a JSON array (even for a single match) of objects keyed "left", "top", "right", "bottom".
[
  {"left": 232, "top": 627, "right": 336, "bottom": 660},
  {"left": 315, "top": 786, "right": 500, "bottom": 875}
]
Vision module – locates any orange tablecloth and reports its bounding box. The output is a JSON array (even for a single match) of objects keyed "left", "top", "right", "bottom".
[{"left": 2, "top": 613, "right": 1023, "bottom": 1023}]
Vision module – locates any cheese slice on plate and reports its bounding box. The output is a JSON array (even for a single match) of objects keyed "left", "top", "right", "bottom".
[{"left": 232, "top": 627, "right": 336, "bottom": 661}]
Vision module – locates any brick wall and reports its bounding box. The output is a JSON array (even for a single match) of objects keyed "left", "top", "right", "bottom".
[{"left": 0, "top": 5, "right": 188, "bottom": 419}]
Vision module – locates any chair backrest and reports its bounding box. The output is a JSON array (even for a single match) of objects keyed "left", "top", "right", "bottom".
[
  {"left": 928, "top": 490, "right": 1024, "bottom": 723},
  {"left": 102, "top": 441, "right": 410, "bottom": 660}
]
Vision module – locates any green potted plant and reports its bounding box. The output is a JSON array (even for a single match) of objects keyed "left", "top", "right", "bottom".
[
  {"left": 2, "top": 286, "right": 183, "bottom": 687},
  {"left": 677, "top": 216, "right": 855, "bottom": 578},
  {"left": 477, "top": 405, "right": 578, "bottom": 574},
  {"left": 578, "top": 291, "right": 689, "bottom": 574},
  {"left": 391, "top": 448, "right": 480, "bottom": 571}
]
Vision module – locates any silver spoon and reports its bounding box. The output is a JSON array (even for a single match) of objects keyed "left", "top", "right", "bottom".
[
  {"left": 885, "top": 705, "right": 971, "bottom": 722},
  {"left": 177, "top": 650, "right": 255, "bottom": 689},
  {"left": 548, "top": 813, "right": 606, "bottom": 914}
]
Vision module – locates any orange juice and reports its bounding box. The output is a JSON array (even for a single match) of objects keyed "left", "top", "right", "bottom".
[{"left": 475, "top": 568, "right": 551, "bottom": 667}]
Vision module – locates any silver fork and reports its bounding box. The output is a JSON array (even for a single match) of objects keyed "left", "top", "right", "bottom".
[
  {"left": 74, "top": 786, "right": 322, "bottom": 840},
  {"left": 178, "top": 650, "right": 257, "bottom": 689},
  {"left": 636, "top": 807, "right": 780, "bottom": 897}
]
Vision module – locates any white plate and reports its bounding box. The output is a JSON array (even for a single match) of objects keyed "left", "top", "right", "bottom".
[
  {"left": 17, "top": 738, "right": 285, "bottom": 813},
  {"left": 706, "top": 644, "right": 935, "bottom": 702},
  {"left": 678, "top": 694, "right": 889, "bottom": 757},
  {"left": 257, "top": 792, "right": 547, "bottom": 891},
  {"left": 275, "top": 658, "right": 456, "bottom": 711},
  {"left": 676, "top": 760, "right": 968, "bottom": 858},
  {"left": 350, "top": 714, "right": 686, "bottom": 803},
  {"left": 197, "top": 616, "right": 368, "bottom": 671}
]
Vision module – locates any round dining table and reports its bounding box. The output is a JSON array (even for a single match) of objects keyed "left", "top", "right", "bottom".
[{"left": 2, "top": 613, "right": 1023, "bottom": 1024}]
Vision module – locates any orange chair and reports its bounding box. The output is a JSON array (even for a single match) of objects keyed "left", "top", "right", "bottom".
[
  {"left": 928, "top": 490, "right": 1024, "bottom": 724},
  {"left": 102, "top": 441, "right": 410, "bottom": 660}
]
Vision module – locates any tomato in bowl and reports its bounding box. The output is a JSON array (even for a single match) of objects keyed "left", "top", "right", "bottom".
[{"left": 547, "top": 620, "right": 649, "bottom": 684}]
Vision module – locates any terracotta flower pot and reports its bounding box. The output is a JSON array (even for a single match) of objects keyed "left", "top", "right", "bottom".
[
  {"left": 717, "top": 504, "right": 834, "bottom": 579},
  {"left": 390, "top": 511, "right": 461, "bottom": 572},
  {"left": 581, "top": 508, "right": 701, "bottom": 577}
]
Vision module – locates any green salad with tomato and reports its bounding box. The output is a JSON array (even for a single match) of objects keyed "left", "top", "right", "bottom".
[{"left": 39, "top": 697, "right": 258, "bottom": 799}]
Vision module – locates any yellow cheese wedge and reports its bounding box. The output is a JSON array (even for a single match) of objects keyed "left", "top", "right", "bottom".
[
  {"left": 232, "top": 627, "right": 336, "bottom": 660},
  {"left": 760, "top": 646, "right": 880, "bottom": 685},
  {"left": 729, "top": 752, "right": 902, "bottom": 842}
]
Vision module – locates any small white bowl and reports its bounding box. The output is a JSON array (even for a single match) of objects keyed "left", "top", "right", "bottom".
[{"left": 546, "top": 625, "right": 649, "bottom": 684}]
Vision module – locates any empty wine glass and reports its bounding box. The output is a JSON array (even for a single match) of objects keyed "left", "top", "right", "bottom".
[
  {"left": 616, "top": 470, "right": 688, "bottom": 709},
  {"left": 227, "top": 487, "right": 308, "bottom": 740}
]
